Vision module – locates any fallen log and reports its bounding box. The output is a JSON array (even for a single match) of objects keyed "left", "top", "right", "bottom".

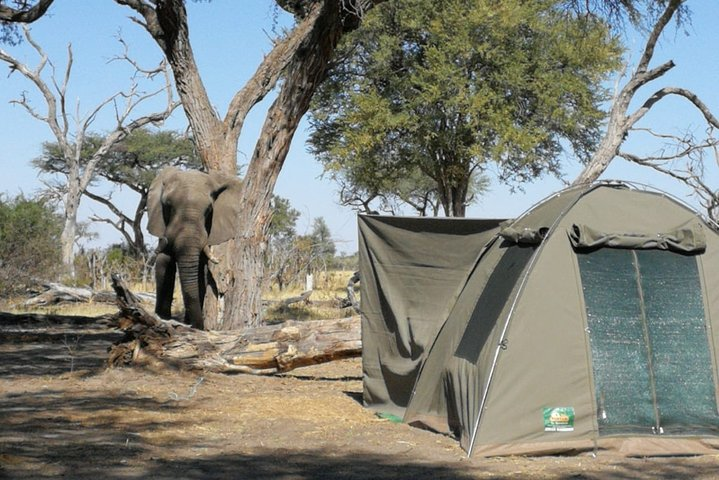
[
  {"left": 25, "top": 282, "right": 155, "bottom": 307},
  {"left": 263, "top": 290, "right": 313, "bottom": 309},
  {"left": 108, "top": 275, "right": 361, "bottom": 374}
]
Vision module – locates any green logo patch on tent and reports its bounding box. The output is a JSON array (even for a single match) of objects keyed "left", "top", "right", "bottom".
[{"left": 544, "top": 407, "right": 575, "bottom": 432}]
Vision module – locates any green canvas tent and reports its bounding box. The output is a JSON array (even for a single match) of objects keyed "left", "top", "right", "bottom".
[{"left": 360, "top": 182, "right": 719, "bottom": 456}]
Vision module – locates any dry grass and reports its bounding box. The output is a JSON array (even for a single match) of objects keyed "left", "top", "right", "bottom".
[
  {"left": 1, "top": 271, "right": 359, "bottom": 323},
  {"left": 263, "top": 270, "right": 358, "bottom": 322},
  {"left": 0, "top": 298, "right": 118, "bottom": 317}
]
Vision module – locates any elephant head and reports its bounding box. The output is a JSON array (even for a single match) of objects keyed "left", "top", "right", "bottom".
[{"left": 147, "top": 166, "right": 242, "bottom": 329}]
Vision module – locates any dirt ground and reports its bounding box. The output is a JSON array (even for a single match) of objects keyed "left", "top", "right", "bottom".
[{"left": 1, "top": 312, "right": 718, "bottom": 479}]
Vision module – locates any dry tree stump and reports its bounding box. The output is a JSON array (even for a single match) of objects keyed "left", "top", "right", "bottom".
[{"left": 108, "top": 275, "right": 361, "bottom": 374}]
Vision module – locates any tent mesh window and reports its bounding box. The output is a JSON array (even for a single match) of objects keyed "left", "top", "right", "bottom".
[{"left": 577, "top": 248, "right": 719, "bottom": 436}]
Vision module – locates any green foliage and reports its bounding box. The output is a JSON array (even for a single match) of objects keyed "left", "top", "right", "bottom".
[
  {"left": 560, "top": 0, "right": 691, "bottom": 32},
  {"left": 265, "top": 209, "right": 339, "bottom": 291},
  {"left": 309, "top": 0, "right": 623, "bottom": 216},
  {"left": 268, "top": 195, "right": 301, "bottom": 239},
  {"left": 35, "top": 128, "right": 202, "bottom": 257},
  {"left": 36, "top": 128, "right": 201, "bottom": 195},
  {"left": 331, "top": 252, "right": 359, "bottom": 272},
  {"left": 309, "top": 217, "right": 336, "bottom": 261},
  {"left": 0, "top": 194, "right": 62, "bottom": 293},
  {"left": 99, "top": 128, "right": 202, "bottom": 193},
  {"left": 0, "top": 22, "right": 20, "bottom": 45}
]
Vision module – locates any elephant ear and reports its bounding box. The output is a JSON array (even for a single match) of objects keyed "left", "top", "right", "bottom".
[
  {"left": 147, "top": 167, "right": 178, "bottom": 237},
  {"left": 207, "top": 171, "right": 243, "bottom": 245}
]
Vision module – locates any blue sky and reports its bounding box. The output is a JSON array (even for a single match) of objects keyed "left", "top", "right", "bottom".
[{"left": 1, "top": 0, "right": 717, "bottom": 254}]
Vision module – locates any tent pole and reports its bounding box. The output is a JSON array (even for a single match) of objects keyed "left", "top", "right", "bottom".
[{"left": 467, "top": 186, "right": 594, "bottom": 456}]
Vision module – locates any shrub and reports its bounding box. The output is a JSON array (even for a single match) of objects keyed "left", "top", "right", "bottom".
[{"left": 0, "top": 194, "right": 63, "bottom": 294}]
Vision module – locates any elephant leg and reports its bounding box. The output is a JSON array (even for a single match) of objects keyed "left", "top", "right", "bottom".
[{"left": 155, "top": 251, "right": 176, "bottom": 319}]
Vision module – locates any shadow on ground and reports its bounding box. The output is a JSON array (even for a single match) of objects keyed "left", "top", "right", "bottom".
[
  {"left": 2, "top": 312, "right": 719, "bottom": 480},
  {"left": 0, "top": 312, "right": 123, "bottom": 376}
]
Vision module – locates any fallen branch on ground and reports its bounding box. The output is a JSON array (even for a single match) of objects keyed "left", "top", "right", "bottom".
[
  {"left": 108, "top": 275, "right": 361, "bottom": 374},
  {"left": 24, "top": 282, "right": 155, "bottom": 307}
]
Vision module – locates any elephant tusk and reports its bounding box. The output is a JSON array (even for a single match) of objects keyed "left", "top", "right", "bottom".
[{"left": 203, "top": 245, "right": 220, "bottom": 264}]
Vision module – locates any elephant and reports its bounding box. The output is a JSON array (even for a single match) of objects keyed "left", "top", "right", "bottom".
[{"left": 147, "top": 166, "right": 242, "bottom": 329}]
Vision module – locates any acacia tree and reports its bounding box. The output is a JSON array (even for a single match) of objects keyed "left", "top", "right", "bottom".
[
  {"left": 0, "top": 26, "right": 178, "bottom": 279},
  {"left": 36, "top": 129, "right": 201, "bottom": 258},
  {"left": 266, "top": 195, "right": 301, "bottom": 291},
  {"left": 332, "top": 166, "right": 444, "bottom": 216},
  {"left": 112, "top": 0, "right": 385, "bottom": 329},
  {"left": 309, "top": 0, "right": 622, "bottom": 217}
]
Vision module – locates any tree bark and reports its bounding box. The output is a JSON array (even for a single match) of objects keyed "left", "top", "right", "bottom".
[
  {"left": 571, "top": 0, "right": 682, "bottom": 186},
  {"left": 0, "top": 0, "right": 54, "bottom": 22},
  {"left": 108, "top": 276, "right": 360, "bottom": 374},
  {"left": 215, "top": 1, "right": 351, "bottom": 329},
  {"left": 117, "top": 0, "right": 384, "bottom": 330}
]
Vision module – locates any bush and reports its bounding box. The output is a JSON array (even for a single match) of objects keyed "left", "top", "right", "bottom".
[
  {"left": 74, "top": 244, "right": 154, "bottom": 291},
  {"left": 0, "top": 194, "right": 63, "bottom": 294}
]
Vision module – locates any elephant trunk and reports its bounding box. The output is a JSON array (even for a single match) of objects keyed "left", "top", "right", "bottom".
[{"left": 176, "top": 247, "right": 205, "bottom": 330}]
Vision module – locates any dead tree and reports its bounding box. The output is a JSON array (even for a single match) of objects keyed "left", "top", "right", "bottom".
[
  {"left": 24, "top": 282, "right": 155, "bottom": 306},
  {"left": 571, "top": 0, "right": 717, "bottom": 187},
  {"left": 0, "top": 26, "right": 179, "bottom": 279},
  {"left": 108, "top": 275, "right": 361, "bottom": 374}
]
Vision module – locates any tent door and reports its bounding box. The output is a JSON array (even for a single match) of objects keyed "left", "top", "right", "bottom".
[{"left": 577, "top": 249, "right": 719, "bottom": 436}]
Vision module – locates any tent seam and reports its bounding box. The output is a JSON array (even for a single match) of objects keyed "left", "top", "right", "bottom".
[{"left": 467, "top": 184, "right": 597, "bottom": 455}]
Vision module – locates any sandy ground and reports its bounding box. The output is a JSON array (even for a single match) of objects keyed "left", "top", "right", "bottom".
[{"left": 1, "top": 312, "right": 718, "bottom": 479}]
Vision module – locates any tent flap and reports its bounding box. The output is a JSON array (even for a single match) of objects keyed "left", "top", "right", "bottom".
[
  {"left": 568, "top": 220, "right": 706, "bottom": 253},
  {"left": 359, "top": 215, "right": 504, "bottom": 417}
]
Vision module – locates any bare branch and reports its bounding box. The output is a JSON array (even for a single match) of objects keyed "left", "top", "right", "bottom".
[
  {"left": 110, "top": 34, "right": 165, "bottom": 79},
  {"left": 56, "top": 44, "right": 72, "bottom": 138},
  {"left": 0, "top": 26, "right": 69, "bottom": 155},
  {"left": 636, "top": 0, "right": 683, "bottom": 74},
  {"left": 9, "top": 91, "right": 47, "bottom": 122},
  {"left": 571, "top": 0, "right": 685, "bottom": 186},
  {"left": 114, "top": 0, "right": 163, "bottom": 41},
  {"left": 224, "top": 3, "right": 324, "bottom": 134},
  {"left": 85, "top": 189, "right": 137, "bottom": 246},
  {"left": 618, "top": 121, "right": 719, "bottom": 224},
  {"left": 626, "top": 86, "right": 719, "bottom": 133}
]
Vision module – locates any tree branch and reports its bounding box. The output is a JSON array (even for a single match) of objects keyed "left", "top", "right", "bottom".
[
  {"left": 223, "top": 4, "right": 324, "bottom": 134},
  {"left": 0, "top": 0, "right": 54, "bottom": 22},
  {"left": 628, "top": 87, "right": 719, "bottom": 130},
  {"left": 635, "top": 0, "right": 683, "bottom": 74},
  {"left": 571, "top": 0, "right": 684, "bottom": 186},
  {"left": 1, "top": 26, "right": 70, "bottom": 156},
  {"left": 114, "top": 0, "right": 163, "bottom": 41}
]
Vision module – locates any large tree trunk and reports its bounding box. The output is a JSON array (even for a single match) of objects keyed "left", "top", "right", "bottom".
[
  {"left": 119, "top": 1, "right": 384, "bottom": 330},
  {"left": 206, "top": 1, "right": 362, "bottom": 330}
]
